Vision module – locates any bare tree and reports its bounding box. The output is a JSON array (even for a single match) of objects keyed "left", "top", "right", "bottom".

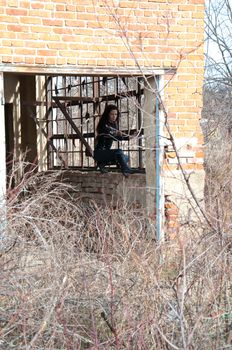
[
  {"left": 205, "top": 0, "right": 232, "bottom": 87},
  {"left": 204, "top": 0, "right": 232, "bottom": 214}
]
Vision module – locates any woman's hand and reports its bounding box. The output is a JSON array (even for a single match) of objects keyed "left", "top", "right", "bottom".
[
  {"left": 117, "top": 130, "right": 123, "bottom": 137},
  {"left": 129, "top": 130, "right": 138, "bottom": 139},
  {"left": 116, "top": 129, "right": 138, "bottom": 139}
]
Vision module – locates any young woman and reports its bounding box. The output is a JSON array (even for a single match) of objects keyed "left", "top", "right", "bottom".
[{"left": 94, "top": 104, "right": 135, "bottom": 176}]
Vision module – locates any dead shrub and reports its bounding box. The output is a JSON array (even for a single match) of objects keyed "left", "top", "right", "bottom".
[{"left": 0, "top": 172, "right": 231, "bottom": 349}]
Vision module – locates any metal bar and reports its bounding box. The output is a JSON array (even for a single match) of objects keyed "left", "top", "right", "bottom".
[
  {"left": 137, "top": 77, "right": 143, "bottom": 168},
  {"left": 46, "top": 76, "right": 54, "bottom": 168},
  {"left": 86, "top": 77, "right": 89, "bottom": 167},
  {"left": 116, "top": 77, "right": 120, "bottom": 149},
  {"left": 63, "top": 76, "right": 68, "bottom": 166},
  {"left": 155, "top": 76, "right": 161, "bottom": 242},
  {"left": 126, "top": 78, "right": 130, "bottom": 164},
  {"left": 80, "top": 78, "right": 83, "bottom": 167},
  {"left": 93, "top": 77, "right": 100, "bottom": 152},
  {"left": 53, "top": 96, "right": 93, "bottom": 157},
  {"left": 69, "top": 76, "right": 74, "bottom": 167},
  {"left": 54, "top": 96, "right": 93, "bottom": 102}
]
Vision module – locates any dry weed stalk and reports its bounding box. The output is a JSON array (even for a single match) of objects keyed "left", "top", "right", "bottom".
[{"left": 0, "top": 172, "right": 231, "bottom": 349}]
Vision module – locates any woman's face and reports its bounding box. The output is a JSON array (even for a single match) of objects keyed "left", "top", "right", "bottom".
[{"left": 108, "top": 109, "right": 118, "bottom": 123}]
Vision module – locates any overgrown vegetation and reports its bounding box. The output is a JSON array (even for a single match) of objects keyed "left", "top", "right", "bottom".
[
  {"left": 0, "top": 172, "right": 231, "bottom": 350},
  {"left": 202, "top": 85, "right": 232, "bottom": 231}
]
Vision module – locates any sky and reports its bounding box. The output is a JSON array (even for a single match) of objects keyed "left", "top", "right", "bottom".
[{"left": 204, "top": 0, "right": 232, "bottom": 80}]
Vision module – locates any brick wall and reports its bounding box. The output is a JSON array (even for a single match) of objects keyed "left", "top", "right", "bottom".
[
  {"left": 0, "top": 0, "right": 204, "bottom": 69},
  {"left": 0, "top": 0, "right": 205, "bottom": 223},
  {"left": 0, "top": 0, "right": 205, "bottom": 169},
  {"left": 46, "top": 170, "right": 147, "bottom": 208},
  {"left": 38, "top": 170, "right": 181, "bottom": 235}
]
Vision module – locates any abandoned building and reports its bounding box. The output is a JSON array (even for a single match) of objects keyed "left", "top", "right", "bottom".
[{"left": 0, "top": 0, "right": 205, "bottom": 238}]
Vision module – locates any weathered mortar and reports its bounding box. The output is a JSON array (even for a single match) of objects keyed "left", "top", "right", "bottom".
[{"left": 48, "top": 170, "right": 147, "bottom": 208}]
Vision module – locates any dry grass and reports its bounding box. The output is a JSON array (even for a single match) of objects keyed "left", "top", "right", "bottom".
[
  {"left": 202, "top": 86, "right": 232, "bottom": 229},
  {"left": 0, "top": 172, "right": 231, "bottom": 350}
]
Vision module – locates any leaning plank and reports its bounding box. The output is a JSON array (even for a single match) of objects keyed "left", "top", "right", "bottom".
[{"left": 52, "top": 96, "right": 93, "bottom": 157}]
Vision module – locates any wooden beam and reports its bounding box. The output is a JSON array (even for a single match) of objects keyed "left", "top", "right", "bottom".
[
  {"left": 0, "top": 64, "right": 172, "bottom": 76},
  {"left": 53, "top": 96, "right": 96, "bottom": 102},
  {"left": 52, "top": 89, "right": 144, "bottom": 104},
  {"left": 50, "top": 128, "right": 141, "bottom": 140},
  {"left": 53, "top": 96, "right": 93, "bottom": 157},
  {"left": 26, "top": 105, "right": 67, "bottom": 167}
]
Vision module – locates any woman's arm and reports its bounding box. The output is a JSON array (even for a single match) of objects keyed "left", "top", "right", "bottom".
[{"left": 99, "top": 124, "right": 137, "bottom": 141}]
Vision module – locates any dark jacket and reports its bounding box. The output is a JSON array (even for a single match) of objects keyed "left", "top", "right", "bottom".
[{"left": 94, "top": 122, "right": 129, "bottom": 151}]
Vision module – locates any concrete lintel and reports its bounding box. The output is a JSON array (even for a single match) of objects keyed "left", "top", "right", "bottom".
[{"left": 0, "top": 64, "right": 176, "bottom": 77}]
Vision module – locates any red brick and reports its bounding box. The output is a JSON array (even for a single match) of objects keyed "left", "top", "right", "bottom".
[
  {"left": 0, "top": 47, "right": 12, "bottom": 54},
  {"left": 13, "top": 56, "right": 25, "bottom": 63},
  {"left": 6, "top": 8, "right": 27, "bottom": 15},
  {"left": 25, "top": 56, "right": 34, "bottom": 64},
  {"left": 67, "top": 57, "right": 77, "bottom": 65},
  {"left": 15, "top": 48, "right": 35, "bottom": 55},
  {"left": 35, "top": 57, "right": 45, "bottom": 64},
  {"left": 7, "top": 24, "right": 28, "bottom": 32},
  {"left": 31, "top": 2, "right": 44, "bottom": 9},
  {"left": 30, "top": 26, "right": 50, "bottom": 33},
  {"left": 45, "top": 57, "right": 56, "bottom": 65},
  {"left": 189, "top": 0, "right": 204, "bottom": 3},
  {"left": 0, "top": 30, "right": 16, "bottom": 39},
  {"left": 7, "top": 0, "right": 18, "bottom": 7},
  {"left": 28, "top": 10, "right": 50, "bottom": 17},
  {"left": 20, "top": 16, "right": 41, "bottom": 24},
  {"left": 2, "top": 55, "right": 12, "bottom": 62},
  {"left": 56, "top": 4, "right": 65, "bottom": 11},
  {"left": 42, "top": 19, "right": 64, "bottom": 26},
  {"left": 19, "top": 1, "right": 30, "bottom": 8},
  {"left": 37, "top": 49, "right": 57, "bottom": 57},
  {"left": 56, "top": 57, "right": 66, "bottom": 65}
]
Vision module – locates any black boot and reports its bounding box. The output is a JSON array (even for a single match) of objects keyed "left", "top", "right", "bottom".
[
  {"left": 97, "top": 162, "right": 108, "bottom": 174},
  {"left": 122, "top": 167, "right": 135, "bottom": 177}
]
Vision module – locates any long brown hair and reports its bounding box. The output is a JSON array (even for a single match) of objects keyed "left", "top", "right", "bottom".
[{"left": 96, "top": 104, "right": 119, "bottom": 134}]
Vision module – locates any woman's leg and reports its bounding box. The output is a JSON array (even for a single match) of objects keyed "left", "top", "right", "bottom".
[
  {"left": 114, "top": 149, "right": 133, "bottom": 176},
  {"left": 94, "top": 149, "right": 133, "bottom": 176},
  {"left": 94, "top": 150, "right": 117, "bottom": 173}
]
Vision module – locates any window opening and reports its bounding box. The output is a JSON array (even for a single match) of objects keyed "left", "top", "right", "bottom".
[{"left": 46, "top": 75, "right": 145, "bottom": 171}]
